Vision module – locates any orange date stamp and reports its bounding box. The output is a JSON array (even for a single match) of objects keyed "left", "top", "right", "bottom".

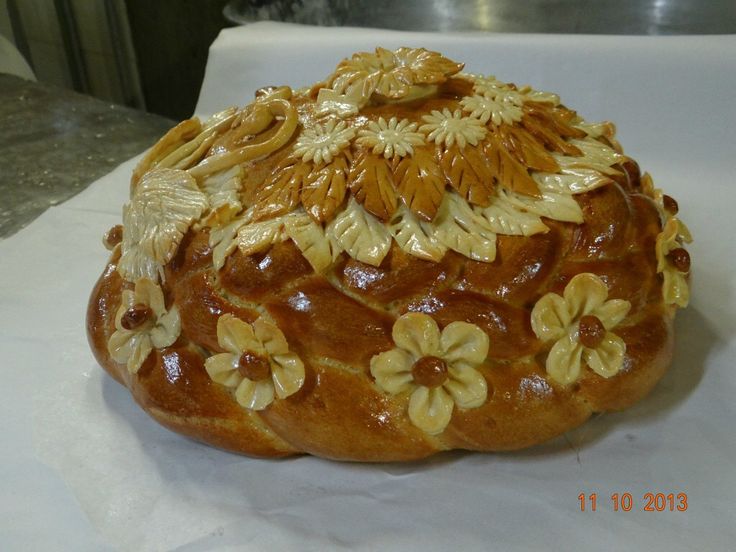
[{"left": 578, "top": 492, "right": 688, "bottom": 512}]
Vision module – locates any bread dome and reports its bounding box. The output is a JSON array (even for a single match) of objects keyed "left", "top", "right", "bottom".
[{"left": 87, "top": 47, "right": 692, "bottom": 461}]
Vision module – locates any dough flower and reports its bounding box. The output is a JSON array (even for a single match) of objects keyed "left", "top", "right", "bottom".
[
  {"left": 641, "top": 172, "right": 690, "bottom": 227},
  {"left": 464, "top": 73, "right": 508, "bottom": 97},
  {"left": 419, "top": 108, "right": 487, "bottom": 149},
  {"left": 107, "top": 278, "right": 181, "bottom": 374},
  {"left": 293, "top": 119, "right": 355, "bottom": 165},
  {"left": 640, "top": 173, "right": 692, "bottom": 307},
  {"left": 531, "top": 273, "right": 631, "bottom": 385},
  {"left": 331, "top": 47, "right": 463, "bottom": 99},
  {"left": 205, "top": 314, "right": 305, "bottom": 410},
  {"left": 656, "top": 217, "right": 692, "bottom": 308},
  {"left": 370, "top": 312, "right": 489, "bottom": 434},
  {"left": 356, "top": 117, "right": 425, "bottom": 158},
  {"left": 460, "top": 94, "right": 523, "bottom": 126}
]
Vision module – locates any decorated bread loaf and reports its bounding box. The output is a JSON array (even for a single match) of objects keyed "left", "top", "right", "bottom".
[{"left": 87, "top": 48, "right": 692, "bottom": 461}]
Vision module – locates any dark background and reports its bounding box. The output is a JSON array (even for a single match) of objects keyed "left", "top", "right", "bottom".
[{"left": 125, "top": 0, "right": 232, "bottom": 119}]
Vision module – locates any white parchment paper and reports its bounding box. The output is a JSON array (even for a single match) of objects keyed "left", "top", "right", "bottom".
[{"left": 2, "top": 23, "right": 735, "bottom": 551}]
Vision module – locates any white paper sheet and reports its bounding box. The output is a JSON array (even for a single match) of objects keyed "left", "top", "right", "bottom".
[{"left": 2, "top": 23, "right": 735, "bottom": 551}]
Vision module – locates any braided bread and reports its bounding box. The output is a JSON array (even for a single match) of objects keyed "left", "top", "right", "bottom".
[{"left": 87, "top": 48, "right": 691, "bottom": 461}]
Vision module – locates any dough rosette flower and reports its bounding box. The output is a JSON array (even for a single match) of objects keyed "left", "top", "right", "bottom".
[
  {"left": 370, "top": 312, "right": 489, "bottom": 434},
  {"left": 531, "top": 273, "right": 631, "bottom": 385},
  {"left": 107, "top": 277, "right": 181, "bottom": 374},
  {"left": 356, "top": 116, "right": 425, "bottom": 158},
  {"left": 460, "top": 94, "right": 523, "bottom": 126},
  {"left": 293, "top": 118, "right": 355, "bottom": 165},
  {"left": 205, "top": 314, "right": 305, "bottom": 410},
  {"left": 419, "top": 108, "right": 487, "bottom": 149},
  {"left": 656, "top": 217, "right": 692, "bottom": 308}
]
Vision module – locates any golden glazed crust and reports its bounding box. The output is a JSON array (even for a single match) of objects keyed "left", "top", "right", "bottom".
[{"left": 87, "top": 48, "right": 688, "bottom": 461}]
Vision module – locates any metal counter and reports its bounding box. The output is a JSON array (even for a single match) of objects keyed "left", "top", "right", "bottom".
[
  {"left": 0, "top": 74, "right": 173, "bottom": 238},
  {"left": 225, "top": 0, "right": 736, "bottom": 34}
]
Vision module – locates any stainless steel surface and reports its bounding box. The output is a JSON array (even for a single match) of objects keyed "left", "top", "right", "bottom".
[
  {"left": 0, "top": 75, "right": 174, "bottom": 238},
  {"left": 224, "top": 0, "right": 736, "bottom": 34}
]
